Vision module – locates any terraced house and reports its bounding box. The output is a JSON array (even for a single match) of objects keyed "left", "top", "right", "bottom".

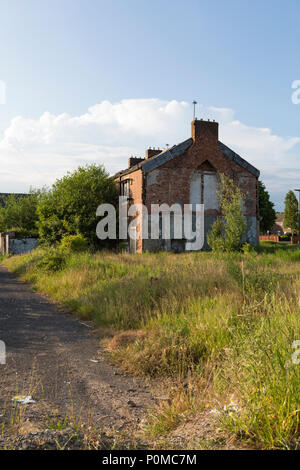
[{"left": 114, "top": 119, "right": 260, "bottom": 253}]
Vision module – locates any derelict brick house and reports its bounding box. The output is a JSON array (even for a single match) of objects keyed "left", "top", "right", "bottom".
[{"left": 114, "top": 119, "right": 260, "bottom": 253}]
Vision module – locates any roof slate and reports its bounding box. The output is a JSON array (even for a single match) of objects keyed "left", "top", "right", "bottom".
[
  {"left": 113, "top": 138, "right": 260, "bottom": 178},
  {"left": 218, "top": 141, "right": 260, "bottom": 177}
]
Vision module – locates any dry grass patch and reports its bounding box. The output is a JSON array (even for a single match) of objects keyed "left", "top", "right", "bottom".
[
  {"left": 106, "top": 330, "right": 146, "bottom": 351},
  {"left": 4, "top": 242, "right": 300, "bottom": 448}
]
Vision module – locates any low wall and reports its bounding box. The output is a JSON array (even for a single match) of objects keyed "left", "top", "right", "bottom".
[
  {"left": 0, "top": 232, "right": 13, "bottom": 255},
  {"left": 259, "top": 235, "right": 299, "bottom": 244},
  {"left": 0, "top": 232, "right": 38, "bottom": 255},
  {"left": 259, "top": 235, "right": 279, "bottom": 242},
  {"left": 9, "top": 238, "right": 38, "bottom": 255}
]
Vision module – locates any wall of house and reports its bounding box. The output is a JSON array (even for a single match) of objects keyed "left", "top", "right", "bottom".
[
  {"left": 115, "top": 120, "right": 259, "bottom": 253},
  {"left": 143, "top": 120, "right": 259, "bottom": 251},
  {"left": 117, "top": 168, "right": 144, "bottom": 253}
]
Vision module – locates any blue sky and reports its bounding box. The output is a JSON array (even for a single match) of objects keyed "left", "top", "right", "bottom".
[{"left": 0, "top": 0, "right": 299, "bottom": 210}]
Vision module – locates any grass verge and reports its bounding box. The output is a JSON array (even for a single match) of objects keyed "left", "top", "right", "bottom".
[{"left": 3, "top": 242, "right": 300, "bottom": 449}]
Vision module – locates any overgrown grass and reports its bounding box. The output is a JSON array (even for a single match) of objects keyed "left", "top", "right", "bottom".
[{"left": 3, "top": 242, "right": 300, "bottom": 449}]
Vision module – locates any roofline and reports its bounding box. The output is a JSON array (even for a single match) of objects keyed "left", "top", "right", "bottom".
[
  {"left": 113, "top": 138, "right": 260, "bottom": 179},
  {"left": 218, "top": 141, "right": 260, "bottom": 177},
  {"left": 142, "top": 138, "right": 193, "bottom": 173},
  {"left": 113, "top": 138, "right": 193, "bottom": 179}
]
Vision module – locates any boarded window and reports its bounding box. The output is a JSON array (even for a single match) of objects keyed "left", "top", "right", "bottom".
[
  {"left": 190, "top": 169, "right": 219, "bottom": 210},
  {"left": 204, "top": 173, "right": 218, "bottom": 210},
  {"left": 189, "top": 171, "right": 202, "bottom": 211}
]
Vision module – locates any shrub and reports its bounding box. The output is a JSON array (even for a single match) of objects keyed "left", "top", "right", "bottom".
[
  {"left": 0, "top": 190, "right": 41, "bottom": 236},
  {"left": 258, "top": 180, "right": 276, "bottom": 234},
  {"left": 207, "top": 217, "right": 225, "bottom": 252},
  {"left": 241, "top": 242, "right": 256, "bottom": 255},
  {"left": 7, "top": 227, "right": 39, "bottom": 239},
  {"left": 279, "top": 233, "right": 291, "bottom": 241},
  {"left": 60, "top": 234, "right": 89, "bottom": 253},
  {"left": 207, "top": 174, "right": 247, "bottom": 252},
  {"left": 37, "top": 164, "right": 118, "bottom": 246},
  {"left": 283, "top": 191, "right": 298, "bottom": 235},
  {"left": 36, "top": 249, "right": 67, "bottom": 272}
]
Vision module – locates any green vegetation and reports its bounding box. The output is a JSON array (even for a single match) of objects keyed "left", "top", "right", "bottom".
[
  {"left": 0, "top": 191, "right": 40, "bottom": 237},
  {"left": 37, "top": 164, "right": 118, "bottom": 246},
  {"left": 258, "top": 180, "right": 276, "bottom": 234},
  {"left": 3, "top": 242, "right": 300, "bottom": 449},
  {"left": 207, "top": 174, "right": 247, "bottom": 252},
  {"left": 0, "top": 165, "right": 118, "bottom": 247},
  {"left": 284, "top": 190, "right": 298, "bottom": 235},
  {"left": 60, "top": 234, "right": 89, "bottom": 253}
]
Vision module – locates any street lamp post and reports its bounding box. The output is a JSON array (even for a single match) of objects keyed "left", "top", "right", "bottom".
[{"left": 294, "top": 189, "right": 300, "bottom": 248}]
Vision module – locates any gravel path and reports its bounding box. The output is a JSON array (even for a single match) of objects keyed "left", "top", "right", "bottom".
[{"left": 0, "top": 266, "right": 154, "bottom": 446}]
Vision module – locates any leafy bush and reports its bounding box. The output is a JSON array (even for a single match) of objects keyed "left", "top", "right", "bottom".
[
  {"left": 207, "top": 217, "right": 225, "bottom": 252},
  {"left": 284, "top": 190, "right": 298, "bottom": 235},
  {"left": 36, "top": 249, "right": 67, "bottom": 272},
  {"left": 279, "top": 233, "right": 291, "bottom": 241},
  {"left": 258, "top": 180, "right": 276, "bottom": 234},
  {"left": 241, "top": 242, "right": 256, "bottom": 255},
  {"left": 0, "top": 191, "right": 41, "bottom": 236},
  {"left": 60, "top": 234, "right": 89, "bottom": 253},
  {"left": 37, "top": 164, "right": 118, "bottom": 246},
  {"left": 207, "top": 174, "right": 247, "bottom": 252},
  {"left": 7, "top": 227, "right": 39, "bottom": 239}
]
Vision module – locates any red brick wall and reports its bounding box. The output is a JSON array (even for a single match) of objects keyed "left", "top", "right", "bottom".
[
  {"left": 145, "top": 121, "right": 258, "bottom": 218},
  {"left": 259, "top": 235, "right": 279, "bottom": 242},
  {"left": 118, "top": 169, "right": 144, "bottom": 252},
  {"left": 115, "top": 120, "right": 258, "bottom": 252}
]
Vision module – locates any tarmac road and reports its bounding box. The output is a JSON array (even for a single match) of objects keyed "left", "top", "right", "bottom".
[{"left": 0, "top": 266, "right": 153, "bottom": 440}]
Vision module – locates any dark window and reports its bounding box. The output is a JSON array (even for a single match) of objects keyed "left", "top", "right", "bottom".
[{"left": 120, "top": 180, "right": 131, "bottom": 197}]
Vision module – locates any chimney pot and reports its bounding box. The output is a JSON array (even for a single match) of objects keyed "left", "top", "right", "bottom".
[
  {"left": 146, "top": 148, "right": 162, "bottom": 159},
  {"left": 128, "top": 157, "right": 145, "bottom": 168},
  {"left": 191, "top": 119, "right": 219, "bottom": 143}
]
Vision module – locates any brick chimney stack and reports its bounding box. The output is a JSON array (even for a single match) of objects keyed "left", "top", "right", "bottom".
[
  {"left": 128, "top": 157, "right": 145, "bottom": 168},
  {"left": 191, "top": 119, "right": 219, "bottom": 143},
  {"left": 145, "top": 148, "right": 162, "bottom": 160}
]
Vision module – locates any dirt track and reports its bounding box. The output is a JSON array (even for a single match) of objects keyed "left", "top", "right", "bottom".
[{"left": 0, "top": 266, "right": 154, "bottom": 445}]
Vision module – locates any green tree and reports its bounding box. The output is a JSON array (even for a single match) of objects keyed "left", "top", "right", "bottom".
[
  {"left": 258, "top": 180, "right": 276, "bottom": 234},
  {"left": 207, "top": 174, "right": 247, "bottom": 252},
  {"left": 37, "top": 164, "right": 118, "bottom": 246},
  {"left": 283, "top": 190, "right": 298, "bottom": 235},
  {"left": 0, "top": 190, "right": 40, "bottom": 236}
]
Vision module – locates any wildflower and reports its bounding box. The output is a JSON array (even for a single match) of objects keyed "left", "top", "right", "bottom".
[{"left": 224, "top": 401, "right": 240, "bottom": 415}]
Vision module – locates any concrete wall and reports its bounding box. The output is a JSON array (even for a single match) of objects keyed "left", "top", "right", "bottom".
[
  {"left": 0, "top": 233, "right": 11, "bottom": 255},
  {"left": 9, "top": 238, "right": 38, "bottom": 255}
]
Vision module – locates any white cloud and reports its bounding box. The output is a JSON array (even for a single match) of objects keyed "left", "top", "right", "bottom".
[{"left": 0, "top": 98, "right": 299, "bottom": 209}]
